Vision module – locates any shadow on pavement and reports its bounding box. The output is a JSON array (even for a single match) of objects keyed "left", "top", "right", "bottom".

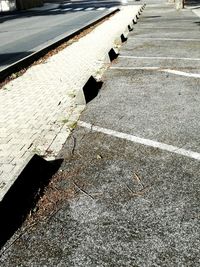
[
  {"left": 0, "top": 52, "right": 33, "bottom": 67},
  {"left": 0, "top": 155, "right": 63, "bottom": 249},
  {"left": 83, "top": 76, "right": 103, "bottom": 103}
]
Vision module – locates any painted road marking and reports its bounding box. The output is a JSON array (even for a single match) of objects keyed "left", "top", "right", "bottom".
[
  {"left": 62, "top": 8, "right": 72, "bottom": 11},
  {"left": 135, "top": 26, "right": 197, "bottom": 29},
  {"left": 79, "top": 121, "right": 200, "bottom": 161},
  {"left": 110, "top": 67, "right": 200, "bottom": 78},
  {"left": 111, "top": 66, "right": 159, "bottom": 70},
  {"left": 119, "top": 55, "right": 200, "bottom": 61},
  {"left": 85, "top": 7, "right": 94, "bottom": 11},
  {"left": 109, "top": 7, "right": 118, "bottom": 11},
  {"left": 74, "top": 7, "right": 84, "bottom": 11},
  {"left": 163, "top": 69, "right": 200, "bottom": 78},
  {"left": 62, "top": 3, "right": 71, "bottom": 6},
  {"left": 129, "top": 37, "right": 200, "bottom": 41},
  {"left": 53, "top": 6, "right": 113, "bottom": 12},
  {"left": 96, "top": 7, "right": 106, "bottom": 10}
]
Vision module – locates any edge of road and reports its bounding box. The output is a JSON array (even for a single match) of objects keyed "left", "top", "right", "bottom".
[{"left": 0, "top": 8, "right": 120, "bottom": 82}]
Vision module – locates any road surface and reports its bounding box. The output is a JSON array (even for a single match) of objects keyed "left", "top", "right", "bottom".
[{"left": 0, "top": 0, "right": 121, "bottom": 70}]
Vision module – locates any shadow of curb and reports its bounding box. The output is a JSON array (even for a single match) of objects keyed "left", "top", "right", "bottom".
[{"left": 0, "top": 154, "right": 62, "bottom": 249}]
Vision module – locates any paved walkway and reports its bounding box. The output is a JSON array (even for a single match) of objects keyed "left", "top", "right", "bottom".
[{"left": 0, "top": 1, "right": 199, "bottom": 266}]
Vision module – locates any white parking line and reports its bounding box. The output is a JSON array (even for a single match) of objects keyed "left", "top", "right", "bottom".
[
  {"left": 119, "top": 55, "right": 200, "bottom": 61},
  {"left": 79, "top": 121, "right": 200, "bottom": 161},
  {"left": 85, "top": 7, "right": 94, "bottom": 11},
  {"left": 62, "top": 3, "right": 71, "bottom": 6},
  {"left": 136, "top": 26, "right": 196, "bottom": 29},
  {"left": 129, "top": 37, "right": 200, "bottom": 41},
  {"left": 74, "top": 7, "right": 84, "bottom": 11},
  {"left": 110, "top": 67, "right": 200, "bottom": 78},
  {"left": 96, "top": 7, "right": 106, "bottom": 11},
  {"left": 111, "top": 66, "right": 159, "bottom": 70},
  {"left": 163, "top": 69, "right": 200, "bottom": 78},
  {"left": 62, "top": 8, "right": 72, "bottom": 11},
  {"left": 109, "top": 7, "right": 118, "bottom": 11}
]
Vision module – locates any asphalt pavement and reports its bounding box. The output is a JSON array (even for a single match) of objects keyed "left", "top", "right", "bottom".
[
  {"left": 0, "top": 0, "right": 121, "bottom": 70},
  {"left": 0, "top": 1, "right": 200, "bottom": 266}
]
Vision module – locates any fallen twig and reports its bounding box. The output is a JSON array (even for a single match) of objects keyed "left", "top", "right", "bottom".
[
  {"left": 133, "top": 172, "right": 144, "bottom": 188},
  {"left": 124, "top": 182, "right": 149, "bottom": 197},
  {"left": 73, "top": 181, "right": 94, "bottom": 200}
]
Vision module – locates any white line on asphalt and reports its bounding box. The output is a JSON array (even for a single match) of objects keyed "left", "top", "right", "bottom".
[
  {"left": 110, "top": 67, "right": 200, "bottom": 78},
  {"left": 129, "top": 37, "right": 200, "bottom": 41},
  {"left": 109, "top": 7, "right": 118, "bottom": 11},
  {"left": 96, "top": 7, "right": 106, "bottom": 10},
  {"left": 136, "top": 27, "right": 196, "bottom": 29},
  {"left": 62, "top": 3, "right": 71, "bottom": 6},
  {"left": 74, "top": 7, "right": 84, "bottom": 11},
  {"left": 163, "top": 69, "right": 200, "bottom": 78},
  {"left": 62, "top": 8, "right": 72, "bottom": 11},
  {"left": 85, "top": 7, "right": 94, "bottom": 11},
  {"left": 78, "top": 121, "right": 200, "bottom": 161},
  {"left": 110, "top": 66, "right": 159, "bottom": 70},
  {"left": 119, "top": 55, "right": 200, "bottom": 61}
]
